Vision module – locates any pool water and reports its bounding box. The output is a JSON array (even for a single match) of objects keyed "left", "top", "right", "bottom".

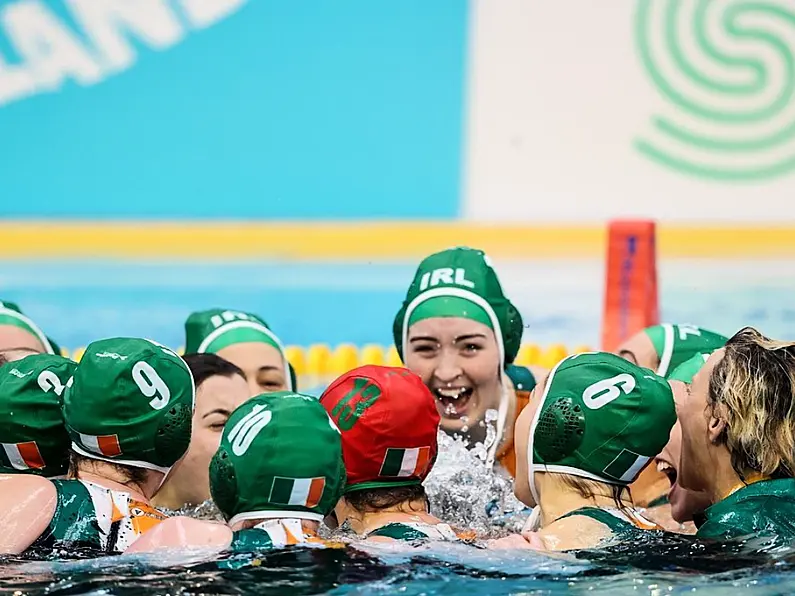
[{"left": 2, "top": 258, "right": 795, "bottom": 351}]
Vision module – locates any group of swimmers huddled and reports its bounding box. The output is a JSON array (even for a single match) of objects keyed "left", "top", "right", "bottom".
[{"left": 1, "top": 246, "right": 795, "bottom": 559}]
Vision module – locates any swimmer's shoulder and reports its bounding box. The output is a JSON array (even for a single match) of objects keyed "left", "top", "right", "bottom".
[
  {"left": 0, "top": 474, "right": 57, "bottom": 554},
  {"left": 126, "top": 516, "right": 232, "bottom": 553},
  {"left": 537, "top": 513, "right": 614, "bottom": 551}
]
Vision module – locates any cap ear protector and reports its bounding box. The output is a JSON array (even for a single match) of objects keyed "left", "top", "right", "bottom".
[
  {"left": 154, "top": 401, "right": 193, "bottom": 467},
  {"left": 533, "top": 397, "right": 586, "bottom": 462},
  {"left": 392, "top": 296, "right": 523, "bottom": 366},
  {"left": 209, "top": 445, "right": 237, "bottom": 520}
]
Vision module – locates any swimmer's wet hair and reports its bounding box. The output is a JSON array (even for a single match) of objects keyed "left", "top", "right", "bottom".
[
  {"left": 709, "top": 327, "right": 795, "bottom": 480},
  {"left": 345, "top": 484, "right": 428, "bottom": 514},
  {"left": 69, "top": 452, "right": 148, "bottom": 487},
  {"left": 559, "top": 475, "right": 628, "bottom": 510},
  {"left": 183, "top": 353, "right": 245, "bottom": 388}
]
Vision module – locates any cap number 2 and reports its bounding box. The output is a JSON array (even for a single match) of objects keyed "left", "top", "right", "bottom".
[
  {"left": 133, "top": 361, "right": 171, "bottom": 410},
  {"left": 582, "top": 374, "right": 636, "bottom": 410}
]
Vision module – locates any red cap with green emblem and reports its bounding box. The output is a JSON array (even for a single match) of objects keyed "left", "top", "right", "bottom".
[{"left": 320, "top": 365, "right": 440, "bottom": 494}]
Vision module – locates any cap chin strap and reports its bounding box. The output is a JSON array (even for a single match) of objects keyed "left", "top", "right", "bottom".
[
  {"left": 656, "top": 324, "right": 675, "bottom": 377},
  {"left": 525, "top": 356, "right": 570, "bottom": 508},
  {"left": 228, "top": 510, "right": 324, "bottom": 527},
  {"left": 485, "top": 380, "right": 510, "bottom": 468}
]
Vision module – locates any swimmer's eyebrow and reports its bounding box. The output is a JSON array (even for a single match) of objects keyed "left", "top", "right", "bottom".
[
  {"left": 256, "top": 365, "right": 281, "bottom": 373},
  {"left": 203, "top": 408, "right": 231, "bottom": 420},
  {"left": 409, "top": 336, "right": 437, "bottom": 343},
  {"left": 618, "top": 350, "right": 638, "bottom": 364},
  {"left": 453, "top": 334, "right": 487, "bottom": 343}
]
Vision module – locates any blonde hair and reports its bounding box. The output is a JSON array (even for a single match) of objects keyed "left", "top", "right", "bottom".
[{"left": 709, "top": 327, "right": 795, "bottom": 480}]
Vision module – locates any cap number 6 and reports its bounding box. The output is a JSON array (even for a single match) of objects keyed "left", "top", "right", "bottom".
[{"left": 582, "top": 374, "right": 636, "bottom": 410}]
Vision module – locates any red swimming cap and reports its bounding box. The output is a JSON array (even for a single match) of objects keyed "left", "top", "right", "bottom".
[{"left": 320, "top": 365, "right": 440, "bottom": 493}]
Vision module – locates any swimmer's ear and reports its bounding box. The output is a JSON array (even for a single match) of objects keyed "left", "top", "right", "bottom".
[{"left": 707, "top": 415, "right": 728, "bottom": 445}]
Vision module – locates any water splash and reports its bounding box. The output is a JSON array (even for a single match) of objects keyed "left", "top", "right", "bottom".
[
  {"left": 425, "top": 431, "right": 529, "bottom": 537},
  {"left": 157, "top": 499, "right": 224, "bottom": 522}
]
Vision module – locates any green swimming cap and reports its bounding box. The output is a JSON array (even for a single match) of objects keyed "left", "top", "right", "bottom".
[
  {"left": 184, "top": 309, "right": 293, "bottom": 391},
  {"left": 210, "top": 391, "right": 345, "bottom": 525},
  {"left": 0, "top": 354, "right": 77, "bottom": 477},
  {"left": 644, "top": 324, "right": 727, "bottom": 377},
  {"left": 64, "top": 338, "right": 195, "bottom": 473},
  {"left": 529, "top": 352, "right": 675, "bottom": 499},
  {"left": 393, "top": 247, "right": 523, "bottom": 366},
  {"left": 668, "top": 352, "right": 712, "bottom": 384},
  {"left": 0, "top": 301, "right": 56, "bottom": 355}
]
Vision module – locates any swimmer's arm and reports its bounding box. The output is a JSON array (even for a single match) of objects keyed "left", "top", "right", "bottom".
[
  {"left": 486, "top": 532, "right": 546, "bottom": 550},
  {"left": 125, "top": 516, "right": 233, "bottom": 553},
  {"left": 0, "top": 475, "right": 57, "bottom": 554}
]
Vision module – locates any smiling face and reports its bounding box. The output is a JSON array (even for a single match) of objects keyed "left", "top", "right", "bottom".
[
  {"left": 615, "top": 331, "right": 658, "bottom": 372},
  {"left": 653, "top": 380, "right": 713, "bottom": 522},
  {"left": 216, "top": 342, "right": 288, "bottom": 397},
  {"left": 403, "top": 317, "right": 502, "bottom": 442},
  {"left": 677, "top": 349, "right": 726, "bottom": 494}
]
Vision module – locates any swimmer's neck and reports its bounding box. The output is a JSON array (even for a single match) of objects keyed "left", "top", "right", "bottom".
[
  {"left": 535, "top": 477, "right": 632, "bottom": 526},
  {"left": 231, "top": 518, "right": 320, "bottom": 535},
  {"left": 151, "top": 482, "right": 195, "bottom": 511},
  {"left": 72, "top": 466, "right": 159, "bottom": 504},
  {"left": 338, "top": 498, "right": 439, "bottom": 535}
]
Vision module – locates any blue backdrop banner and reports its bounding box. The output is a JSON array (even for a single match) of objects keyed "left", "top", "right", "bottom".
[{"left": 0, "top": 0, "right": 467, "bottom": 219}]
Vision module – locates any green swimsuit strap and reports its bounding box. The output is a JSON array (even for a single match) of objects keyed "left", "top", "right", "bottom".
[
  {"left": 555, "top": 507, "right": 637, "bottom": 535},
  {"left": 368, "top": 522, "right": 430, "bottom": 542}
]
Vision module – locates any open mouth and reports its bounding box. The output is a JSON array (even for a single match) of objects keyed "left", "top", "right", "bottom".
[
  {"left": 433, "top": 387, "right": 474, "bottom": 417},
  {"left": 656, "top": 459, "right": 678, "bottom": 494}
]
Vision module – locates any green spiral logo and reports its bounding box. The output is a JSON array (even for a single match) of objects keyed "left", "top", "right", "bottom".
[{"left": 635, "top": 0, "right": 795, "bottom": 181}]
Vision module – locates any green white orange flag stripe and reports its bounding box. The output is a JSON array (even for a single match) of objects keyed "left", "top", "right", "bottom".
[
  {"left": 269, "top": 476, "right": 326, "bottom": 508},
  {"left": 78, "top": 433, "right": 123, "bottom": 458},
  {"left": 379, "top": 446, "right": 431, "bottom": 478},
  {"left": 2, "top": 441, "right": 46, "bottom": 470}
]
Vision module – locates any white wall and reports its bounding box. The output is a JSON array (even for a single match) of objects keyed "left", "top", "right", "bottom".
[{"left": 463, "top": 0, "right": 795, "bottom": 222}]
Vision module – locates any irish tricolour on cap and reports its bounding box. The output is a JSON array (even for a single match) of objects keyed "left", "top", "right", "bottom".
[
  {"left": 0, "top": 354, "right": 77, "bottom": 477},
  {"left": 63, "top": 338, "right": 195, "bottom": 473},
  {"left": 320, "top": 365, "right": 440, "bottom": 494},
  {"left": 528, "top": 352, "right": 675, "bottom": 502},
  {"left": 210, "top": 391, "right": 345, "bottom": 525}
]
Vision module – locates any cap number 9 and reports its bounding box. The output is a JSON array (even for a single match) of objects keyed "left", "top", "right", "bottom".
[{"left": 133, "top": 361, "right": 171, "bottom": 410}]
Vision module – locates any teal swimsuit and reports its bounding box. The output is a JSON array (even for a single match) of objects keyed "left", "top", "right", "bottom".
[
  {"left": 31, "top": 479, "right": 165, "bottom": 553},
  {"left": 697, "top": 478, "right": 795, "bottom": 544},
  {"left": 557, "top": 507, "right": 656, "bottom": 542},
  {"left": 367, "top": 521, "right": 461, "bottom": 543},
  {"left": 231, "top": 519, "right": 325, "bottom": 553}
]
